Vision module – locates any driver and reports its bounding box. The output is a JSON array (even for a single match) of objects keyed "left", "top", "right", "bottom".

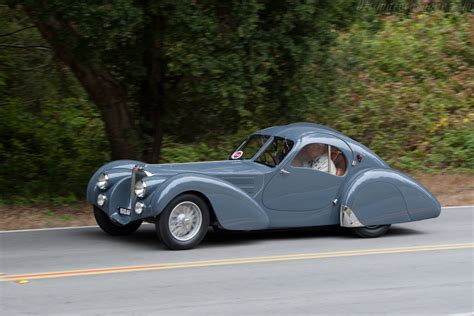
[{"left": 291, "top": 143, "right": 336, "bottom": 175}]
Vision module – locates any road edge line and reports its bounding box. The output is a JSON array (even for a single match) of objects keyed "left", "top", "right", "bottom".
[{"left": 1, "top": 205, "right": 472, "bottom": 233}]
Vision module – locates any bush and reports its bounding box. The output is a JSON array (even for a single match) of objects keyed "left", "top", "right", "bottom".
[
  {"left": 322, "top": 11, "right": 473, "bottom": 172},
  {"left": 0, "top": 96, "right": 110, "bottom": 202}
]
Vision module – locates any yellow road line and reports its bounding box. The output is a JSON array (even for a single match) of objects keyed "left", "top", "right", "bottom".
[{"left": 1, "top": 243, "right": 473, "bottom": 282}]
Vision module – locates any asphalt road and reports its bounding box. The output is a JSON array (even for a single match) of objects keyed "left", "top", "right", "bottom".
[{"left": 1, "top": 206, "right": 473, "bottom": 316}]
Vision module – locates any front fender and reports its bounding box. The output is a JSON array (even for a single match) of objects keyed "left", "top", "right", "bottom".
[
  {"left": 86, "top": 160, "right": 143, "bottom": 204},
  {"left": 149, "top": 173, "right": 270, "bottom": 230},
  {"left": 339, "top": 169, "right": 440, "bottom": 227}
]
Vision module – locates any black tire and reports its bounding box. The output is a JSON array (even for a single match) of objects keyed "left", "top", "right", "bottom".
[
  {"left": 93, "top": 206, "right": 142, "bottom": 236},
  {"left": 351, "top": 225, "right": 391, "bottom": 238},
  {"left": 156, "top": 194, "right": 210, "bottom": 250}
]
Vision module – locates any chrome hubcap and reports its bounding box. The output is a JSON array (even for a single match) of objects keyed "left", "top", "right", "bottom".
[{"left": 168, "top": 201, "right": 202, "bottom": 241}]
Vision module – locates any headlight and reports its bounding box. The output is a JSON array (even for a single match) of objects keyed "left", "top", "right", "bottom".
[
  {"left": 135, "top": 202, "right": 145, "bottom": 215},
  {"left": 97, "top": 194, "right": 107, "bottom": 206},
  {"left": 97, "top": 173, "right": 109, "bottom": 190},
  {"left": 134, "top": 180, "right": 147, "bottom": 198}
]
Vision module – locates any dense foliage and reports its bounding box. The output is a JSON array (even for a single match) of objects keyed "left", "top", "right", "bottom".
[
  {"left": 326, "top": 12, "right": 473, "bottom": 171},
  {"left": 161, "top": 11, "right": 474, "bottom": 173},
  {"left": 5, "top": 0, "right": 354, "bottom": 162},
  {"left": 0, "top": 8, "right": 109, "bottom": 202},
  {"left": 0, "top": 3, "right": 472, "bottom": 202}
]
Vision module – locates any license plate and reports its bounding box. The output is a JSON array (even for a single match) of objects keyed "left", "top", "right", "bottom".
[{"left": 118, "top": 207, "right": 131, "bottom": 216}]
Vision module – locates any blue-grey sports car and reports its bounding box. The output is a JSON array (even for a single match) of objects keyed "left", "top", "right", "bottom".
[{"left": 87, "top": 123, "right": 441, "bottom": 250}]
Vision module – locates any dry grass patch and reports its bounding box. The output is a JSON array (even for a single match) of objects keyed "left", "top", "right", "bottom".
[{"left": 411, "top": 173, "right": 474, "bottom": 207}]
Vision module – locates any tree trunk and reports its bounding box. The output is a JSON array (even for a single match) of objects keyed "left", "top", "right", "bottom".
[
  {"left": 30, "top": 17, "right": 140, "bottom": 161},
  {"left": 138, "top": 14, "right": 166, "bottom": 163}
]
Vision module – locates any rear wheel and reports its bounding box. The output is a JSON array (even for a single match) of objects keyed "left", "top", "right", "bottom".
[
  {"left": 93, "top": 206, "right": 142, "bottom": 236},
  {"left": 156, "top": 194, "right": 210, "bottom": 250},
  {"left": 351, "top": 225, "right": 391, "bottom": 238}
]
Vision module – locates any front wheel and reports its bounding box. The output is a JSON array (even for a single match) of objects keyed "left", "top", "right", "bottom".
[
  {"left": 156, "top": 194, "right": 210, "bottom": 250},
  {"left": 93, "top": 206, "right": 142, "bottom": 236},
  {"left": 351, "top": 225, "right": 391, "bottom": 238}
]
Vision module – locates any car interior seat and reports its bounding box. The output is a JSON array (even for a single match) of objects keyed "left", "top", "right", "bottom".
[{"left": 331, "top": 149, "right": 346, "bottom": 176}]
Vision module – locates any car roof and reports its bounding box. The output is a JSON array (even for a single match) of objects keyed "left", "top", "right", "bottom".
[
  {"left": 253, "top": 122, "right": 389, "bottom": 168},
  {"left": 254, "top": 122, "right": 346, "bottom": 141}
]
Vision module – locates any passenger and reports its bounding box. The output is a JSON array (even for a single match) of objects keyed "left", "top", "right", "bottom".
[{"left": 292, "top": 143, "right": 336, "bottom": 175}]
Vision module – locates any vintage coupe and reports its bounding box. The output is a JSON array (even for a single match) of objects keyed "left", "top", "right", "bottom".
[{"left": 87, "top": 123, "right": 441, "bottom": 250}]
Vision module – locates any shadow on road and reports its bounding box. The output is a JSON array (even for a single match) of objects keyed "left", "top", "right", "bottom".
[
  {"left": 202, "top": 225, "right": 424, "bottom": 247},
  {"left": 78, "top": 224, "right": 425, "bottom": 250},
  {"left": 385, "top": 226, "right": 425, "bottom": 237},
  {"left": 202, "top": 226, "right": 345, "bottom": 247}
]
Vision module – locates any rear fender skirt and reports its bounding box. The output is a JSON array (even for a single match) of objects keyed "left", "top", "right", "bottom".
[{"left": 339, "top": 169, "right": 441, "bottom": 227}]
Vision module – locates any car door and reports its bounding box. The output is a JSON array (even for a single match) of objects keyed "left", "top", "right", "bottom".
[{"left": 262, "top": 135, "right": 352, "bottom": 212}]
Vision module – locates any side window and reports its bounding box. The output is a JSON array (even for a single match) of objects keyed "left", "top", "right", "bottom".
[{"left": 291, "top": 143, "right": 347, "bottom": 176}]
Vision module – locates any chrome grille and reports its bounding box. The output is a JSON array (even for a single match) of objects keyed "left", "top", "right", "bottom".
[{"left": 130, "top": 164, "right": 147, "bottom": 200}]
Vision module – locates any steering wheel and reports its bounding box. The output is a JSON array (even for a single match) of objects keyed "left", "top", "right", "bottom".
[{"left": 263, "top": 151, "right": 278, "bottom": 166}]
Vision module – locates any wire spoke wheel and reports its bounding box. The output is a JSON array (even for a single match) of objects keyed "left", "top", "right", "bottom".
[
  {"left": 168, "top": 201, "right": 203, "bottom": 241},
  {"left": 157, "top": 194, "right": 210, "bottom": 250}
]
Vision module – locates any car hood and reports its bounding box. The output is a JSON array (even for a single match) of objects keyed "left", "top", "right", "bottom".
[
  {"left": 143, "top": 160, "right": 269, "bottom": 177},
  {"left": 139, "top": 160, "right": 269, "bottom": 196}
]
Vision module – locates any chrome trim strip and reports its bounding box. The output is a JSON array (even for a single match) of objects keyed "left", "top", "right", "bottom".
[
  {"left": 328, "top": 145, "right": 332, "bottom": 174},
  {"left": 129, "top": 164, "right": 146, "bottom": 209},
  {"left": 144, "top": 171, "right": 153, "bottom": 177}
]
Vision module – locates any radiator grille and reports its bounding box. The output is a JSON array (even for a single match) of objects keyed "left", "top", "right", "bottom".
[{"left": 130, "top": 164, "right": 147, "bottom": 199}]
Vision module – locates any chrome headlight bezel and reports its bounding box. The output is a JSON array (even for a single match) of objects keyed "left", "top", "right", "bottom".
[
  {"left": 135, "top": 201, "right": 145, "bottom": 215},
  {"left": 134, "top": 180, "right": 147, "bottom": 198},
  {"left": 97, "top": 173, "right": 109, "bottom": 190},
  {"left": 97, "top": 193, "right": 107, "bottom": 206}
]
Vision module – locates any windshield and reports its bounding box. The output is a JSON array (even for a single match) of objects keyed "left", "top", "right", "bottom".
[{"left": 229, "top": 135, "right": 270, "bottom": 160}]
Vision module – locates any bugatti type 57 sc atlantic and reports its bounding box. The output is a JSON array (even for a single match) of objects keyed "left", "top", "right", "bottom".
[{"left": 87, "top": 123, "right": 441, "bottom": 249}]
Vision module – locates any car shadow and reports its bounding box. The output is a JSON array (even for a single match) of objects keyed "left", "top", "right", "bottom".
[
  {"left": 201, "top": 225, "right": 427, "bottom": 248},
  {"left": 76, "top": 225, "right": 162, "bottom": 249},
  {"left": 198, "top": 226, "right": 338, "bottom": 249},
  {"left": 384, "top": 226, "right": 425, "bottom": 237},
  {"left": 80, "top": 224, "right": 426, "bottom": 250}
]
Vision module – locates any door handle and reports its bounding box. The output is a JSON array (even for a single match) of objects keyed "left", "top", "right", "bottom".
[{"left": 280, "top": 169, "right": 290, "bottom": 175}]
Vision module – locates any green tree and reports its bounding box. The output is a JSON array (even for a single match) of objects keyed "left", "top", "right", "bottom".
[
  {"left": 0, "top": 7, "right": 110, "bottom": 201},
  {"left": 9, "top": 0, "right": 355, "bottom": 162}
]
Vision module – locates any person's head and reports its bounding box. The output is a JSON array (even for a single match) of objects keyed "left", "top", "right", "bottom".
[{"left": 303, "top": 143, "right": 326, "bottom": 159}]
